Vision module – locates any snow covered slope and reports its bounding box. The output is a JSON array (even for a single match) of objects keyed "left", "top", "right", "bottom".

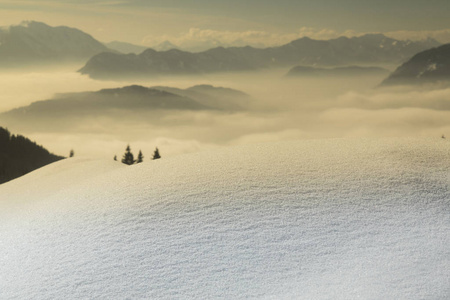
[{"left": 1, "top": 138, "right": 449, "bottom": 299}]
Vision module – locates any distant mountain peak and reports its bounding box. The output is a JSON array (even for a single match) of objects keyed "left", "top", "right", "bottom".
[
  {"left": 98, "top": 85, "right": 174, "bottom": 97},
  {"left": 17, "top": 20, "right": 49, "bottom": 27},
  {"left": 154, "top": 40, "right": 179, "bottom": 51},
  {"left": 0, "top": 21, "right": 111, "bottom": 67},
  {"left": 16, "top": 20, "right": 67, "bottom": 30},
  {"left": 19, "top": 20, "right": 33, "bottom": 27}
]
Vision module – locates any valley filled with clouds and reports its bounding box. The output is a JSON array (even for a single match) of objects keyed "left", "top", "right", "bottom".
[{"left": 2, "top": 66, "right": 450, "bottom": 159}]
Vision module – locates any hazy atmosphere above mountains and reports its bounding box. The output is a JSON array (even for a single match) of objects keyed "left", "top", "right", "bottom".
[{"left": 2, "top": 0, "right": 450, "bottom": 49}]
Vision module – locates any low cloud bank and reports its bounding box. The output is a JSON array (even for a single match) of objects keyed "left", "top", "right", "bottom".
[{"left": 2, "top": 70, "right": 450, "bottom": 158}]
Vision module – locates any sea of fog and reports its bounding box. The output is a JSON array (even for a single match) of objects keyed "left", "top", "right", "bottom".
[{"left": 1, "top": 67, "right": 450, "bottom": 159}]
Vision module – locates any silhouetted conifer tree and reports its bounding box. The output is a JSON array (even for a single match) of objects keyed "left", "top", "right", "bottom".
[
  {"left": 121, "top": 145, "right": 135, "bottom": 165},
  {"left": 152, "top": 147, "right": 161, "bottom": 160},
  {"left": 69, "top": 149, "right": 74, "bottom": 157},
  {"left": 136, "top": 150, "right": 144, "bottom": 163},
  {"left": 114, "top": 155, "right": 117, "bottom": 161},
  {"left": 0, "top": 127, "right": 10, "bottom": 146}
]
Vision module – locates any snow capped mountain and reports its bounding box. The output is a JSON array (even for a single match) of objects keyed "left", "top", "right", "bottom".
[
  {"left": 382, "top": 43, "right": 450, "bottom": 85},
  {"left": 153, "top": 40, "right": 180, "bottom": 51},
  {"left": 0, "top": 21, "right": 111, "bottom": 67},
  {"left": 1, "top": 138, "right": 449, "bottom": 299}
]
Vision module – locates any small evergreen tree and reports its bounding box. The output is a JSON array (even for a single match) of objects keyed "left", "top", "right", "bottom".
[
  {"left": 152, "top": 147, "right": 161, "bottom": 160},
  {"left": 114, "top": 155, "right": 117, "bottom": 161},
  {"left": 69, "top": 149, "right": 74, "bottom": 157},
  {"left": 121, "top": 145, "right": 135, "bottom": 165},
  {"left": 136, "top": 150, "right": 144, "bottom": 163}
]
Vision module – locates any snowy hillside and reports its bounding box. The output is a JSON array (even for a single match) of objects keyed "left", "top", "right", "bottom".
[{"left": 1, "top": 138, "right": 449, "bottom": 299}]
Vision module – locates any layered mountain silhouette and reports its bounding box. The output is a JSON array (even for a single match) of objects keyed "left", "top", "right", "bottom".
[
  {"left": 381, "top": 43, "right": 450, "bottom": 85},
  {"left": 79, "top": 47, "right": 255, "bottom": 79},
  {"left": 0, "top": 85, "right": 249, "bottom": 130},
  {"left": 287, "top": 65, "right": 389, "bottom": 77},
  {"left": 79, "top": 34, "right": 440, "bottom": 79},
  {"left": 2, "top": 85, "right": 209, "bottom": 116},
  {"left": 0, "top": 21, "right": 111, "bottom": 67},
  {"left": 0, "top": 127, "right": 63, "bottom": 184}
]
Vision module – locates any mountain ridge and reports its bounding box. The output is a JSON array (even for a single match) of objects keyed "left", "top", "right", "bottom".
[
  {"left": 2, "top": 85, "right": 210, "bottom": 116},
  {"left": 79, "top": 34, "right": 440, "bottom": 79},
  {"left": 381, "top": 43, "right": 450, "bottom": 85},
  {"left": 0, "top": 84, "right": 249, "bottom": 131},
  {"left": 0, "top": 21, "right": 112, "bottom": 67}
]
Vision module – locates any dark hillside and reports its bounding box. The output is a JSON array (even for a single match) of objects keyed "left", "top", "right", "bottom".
[{"left": 0, "top": 127, "right": 64, "bottom": 184}]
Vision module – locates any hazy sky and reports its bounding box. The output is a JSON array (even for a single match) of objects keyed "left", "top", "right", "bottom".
[{"left": 1, "top": 0, "right": 450, "bottom": 46}]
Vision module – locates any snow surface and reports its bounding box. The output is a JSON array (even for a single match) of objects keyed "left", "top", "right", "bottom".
[{"left": 1, "top": 138, "right": 449, "bottom": 299}]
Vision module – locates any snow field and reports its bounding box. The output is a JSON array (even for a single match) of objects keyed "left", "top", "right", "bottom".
[{"left": 0, "top": 138, "right": 449, "bottom": 299}]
